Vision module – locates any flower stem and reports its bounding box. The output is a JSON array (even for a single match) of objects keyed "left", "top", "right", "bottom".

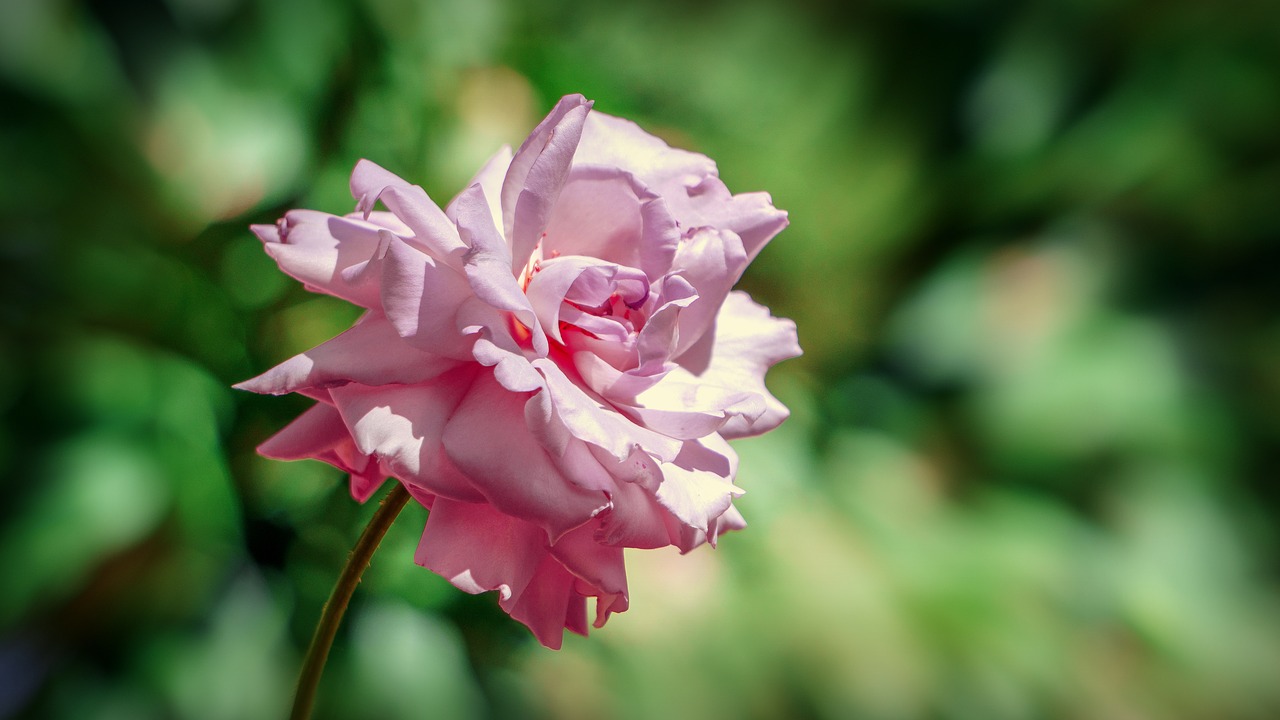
[{"left": 290, "top": 482, "right": 411, "bottom": 720}]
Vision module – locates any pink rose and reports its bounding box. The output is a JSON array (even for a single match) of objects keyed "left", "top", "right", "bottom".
[{"left": 238, "top": 95, "right": 800, "bottom": 648}]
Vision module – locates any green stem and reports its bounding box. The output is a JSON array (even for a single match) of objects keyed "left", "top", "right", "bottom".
[{"left": 290, "top": 482, "right": 411, "bottom": 720}]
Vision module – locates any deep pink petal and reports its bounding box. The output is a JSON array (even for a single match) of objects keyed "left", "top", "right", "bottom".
[
  {"left": 441, "top": 370, "right": 609, "bottom": 541},
  {"left": 550, "top": 523, "right": 629, "bottom": 629},
  {"left": 501, "top": 94, "right": 592, "bottom": 271},
  {"left": 502, "top": 552, "right": 582, "bottom": 648},
  {"left": 234, "top": 313, "right": 458, "bottom": 395}
]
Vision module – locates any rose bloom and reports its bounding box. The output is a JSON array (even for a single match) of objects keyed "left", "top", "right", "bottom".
[{"left": 239, "top": 95, "right": 800, "bottom": 648}]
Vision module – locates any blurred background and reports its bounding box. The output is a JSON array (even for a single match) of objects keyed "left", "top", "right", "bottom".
[{"left": 3, "top": 0, "right": 1280, "bottom": 718}]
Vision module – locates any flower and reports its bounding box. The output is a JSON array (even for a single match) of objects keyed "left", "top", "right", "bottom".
[{"left": 238, "top": 94, "right": 800, "bottom": 648}]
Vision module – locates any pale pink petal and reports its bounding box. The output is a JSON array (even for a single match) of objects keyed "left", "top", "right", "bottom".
[
  {"left": 380, "top": 235, "right": 477, "bottom": 360},
  {"left": 330, "top": 367, "right": 485, "bottom": 503},
  {"left": 234, "top": 313, "right": 458, "bottom": 395},
  {"left": 575, "top": 112, "right": 717, "bottom": 190},
  {"left": 620, "top": 379, "right": 765, "bottom": 440},
  {"left": 653, "top": 435, "right": 743, "bottom": 534},
  {"left": 441, "top": 370, "right": 609, "bottom": 541},
  {"left": 670, "top": 227, "right": 748, "bottom": 356},
  {"left": 542, "top": 166, "right": 679, "bottom": 278},
  {"left": 530, "top": 358, "right": 682, "bottom": 464},
  {"left": 453, "top": 184, "right": 548, "bottom": 356},
  {"left": 678, "top": 291, "right": 801, "bottom": 439},
  {"left": 350, "top": 159, "right": 467, "bottom": 265},
  {"left": 501, "top": 94, "right": 592, "bottom": 270},
  {"left": 257, "top": 210, "right": 385, "bottom": 307}
]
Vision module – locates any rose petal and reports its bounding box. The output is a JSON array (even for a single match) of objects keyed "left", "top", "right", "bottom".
[
  {"left": 447, "top": 145, "right": 513, "bottom": 234},
  {"left": 380, "top": 236, "right": 477, "bottom": 360},
  {"left": 415, "top": 496, "right": 547, "bottom": 604},
  {"left": 257, "top": 210, "right": 385, "bottom": 307},
  {"left": 531, "top": 359, "right": 682, "bottom": 464},
  {"left": 670, "top": 227, "right": 748, "bottom": 356},
  {"left": 653, "top": 435, "right": 743, "bottom": 534},
  {"left": 453, "top": 183, "right": 548, "bottom": 356},
  {"left": 501, "top": 94, "right": 592, "bottom": 270},
  {"left": 442, "top": 370, "right": 609, "bottom": 542},
  {"left": 542, "top": 166, "right": 680, "bottom": 279},
  {"left": 350, "top": 159, "right": 467, "bottom": 265},
  {"left": 234, "top": 313, "right": 458, "bottom": 395},
  {"left": 677, "top": 291, "right": 801, "bottom": 439},
  {"left": 330, "top": 367, "right": 485, "bottom": 502},
  {"left": 256, "top": 402, "right": 386, "bottom": 502}
]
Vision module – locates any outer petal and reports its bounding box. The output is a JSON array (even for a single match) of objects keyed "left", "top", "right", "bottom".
[
  {"left": 503, "top": 552, "right": 584, "bottom": 648},
  {"left": 330, "top": 367, "right": 485, "bottom": 503},
  {"left": 256, "top": 402, "right": 386, "bottom": 502},
  {"left": 441, "top": 370, "right": 609, "bottom": 542},
  {"left": 447, "top": 145, "right": 513, "bottom": 234},
  {"left": 549, "top": 523, "right": 629, "bottom": 629},
  {"left": 234, "top": 313, "right": 458, "bottom": 395},
  {"left": 676, "top": 291, "right": 801, "bottom": 439},
  {"left": 255, "top": 210, "right": 386, "bottom": 308},
  {"left": 415, "top": 497, "right": 547, "bottom": 605},
  {"left": 501, "top": 94, "right": 592, "bottom": 270}
]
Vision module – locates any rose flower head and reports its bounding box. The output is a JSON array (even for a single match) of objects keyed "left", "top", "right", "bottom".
[{"left": 238, "top": 95, "right": 800, "bottom": 648}]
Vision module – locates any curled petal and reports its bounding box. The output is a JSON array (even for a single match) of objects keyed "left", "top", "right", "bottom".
[
  {"left": 255, "top": 211, "right": 386, "bottom": 307},
  {"left": 454, "top": 184, "right": 548, "bottom": 356},
  {"left": 653, "top": 435, "right": 743, "bottom": 534},
  {"left": 670, "top": 227, "right": 748, "bottom": 356},
  {"left": 350, "top": 159, "right": 467, "bottom": 265},
  {"left": 501, "top": 94, "right": 592, "bottom": 270}
]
